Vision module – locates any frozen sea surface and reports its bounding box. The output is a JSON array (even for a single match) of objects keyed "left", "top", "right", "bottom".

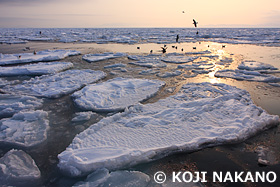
[
  {"left": 1, "top": 28, "right": 279, "bottom": 46},
  {"left": 5, "top": 69, "right": 106, "bottom": 98},
  {"left": 0, "top": 49, "right": 80, "bottom": 65},
  {"left": 0, "top": 110, "right": 49, "bottom": 147},
  {"left": 0, "top": 61, "right": 73, "bottom": 76},
  {"left": 82, "top": 52, "right": 127, "bottom": 62},
  {"left": 0, "top": 94, "right": 43, "bottom": 118},
  {"left": 0, "top": 149, "right": 41, "bottom": 186},
  {"left": 58, "top": 82, "right": 279, "bottom": 177},
  {"left": 215, "top": 69, "right": 280, "bottom": 83},
  {"left": 72, "top": 77, "right": 165, "bottom": 112},
  {"left": 128, "top": 54, "right": 167, "bottom": 68},
  {"left": 238, "top": 60, "right": 279, "bottom": 73},
  {"left": 161, "top": 55, "right": 198, "bottom": 64}
]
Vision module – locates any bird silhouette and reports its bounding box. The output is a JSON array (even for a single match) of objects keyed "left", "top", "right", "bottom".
[{"left": 193, "top": 19, "right": 198, "bottom": 27}]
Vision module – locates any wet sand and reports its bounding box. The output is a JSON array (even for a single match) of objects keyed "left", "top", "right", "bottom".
[{"left": 0, "top": 41, "right": 279, "bottom": 186}]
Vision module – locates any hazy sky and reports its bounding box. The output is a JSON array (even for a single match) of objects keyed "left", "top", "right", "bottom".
[{"left": 0, "top": 0, "right": 279, "bottom": 28}]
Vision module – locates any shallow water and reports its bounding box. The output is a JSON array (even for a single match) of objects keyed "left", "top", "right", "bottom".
[{"left": 0, "top": 40, "right": 280, "bottom": 186}]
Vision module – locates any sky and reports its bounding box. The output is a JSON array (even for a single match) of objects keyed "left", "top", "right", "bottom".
[{"left": 0, "top": 0, "right": 279, "bottom": 28}]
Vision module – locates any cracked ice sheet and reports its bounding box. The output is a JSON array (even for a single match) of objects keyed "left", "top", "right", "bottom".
[
  {"left": 5, "top": 69, "right": 106, "bottom": 98},
  {"left": 0, "top": 110, "right": 49, "bottom": 147},
  {"left": 0, "top": 94, "right": 43, "bottom": 118},
  {"left": 58, "top": 82, "right": 279, "bottom": 177},
  {"left": 72, "top": 77, "right": 165, "bottom": 112},
  {"left": 0, "top": 149, "right": 41, "bottom": 186},
  {"left": 0, "top": 62, "right": 73, "bottom": 76},
  {"left": 0, "top": 50, "right": 80, "bottom": 66},
  {"left": 215, "top": 69, "right": 280, "bottom": 82},
  {"left": 82, "top": 53, "right": 127, "bottom": 62}
]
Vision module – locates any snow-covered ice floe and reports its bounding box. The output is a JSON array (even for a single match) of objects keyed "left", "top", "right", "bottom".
[
  {"left": 58, "top": 82, "right": 279, "bottom": 177},
  {"left": 185, "top": 50, "right": 212, "bottom": 55},
  {"left": 82, "top": 53, "right": 127, "bottom": 62},
  {"left": 128, "top": 55, "right": 167, "bottom": 68},
  {"left": 139, "top": 69, "right": 159, "bottom": 75},
  {"left": 74, "top": 168, "right": 150, "bottom": 187},
  {"left": 0, "top": 62, "right": 73, "bottom": 76},
  {"left": 104, "top": 63, "right": 126, "bottom": 69},
  {"left": 0, "top": 149, "right": 41, "bottom": 186},
  {"left": 0, "top": 94, "right": 43, "bottom": 118},
  {"left": 0, "top": 78, "right": 19, "bottom": 88},
  {"left": 0, "top": 50, "right": 80, "bottom": 66},
  {"left": 71, "top": 111, "right": 97, "bottom": 122},
  {"left": 178, "top": 63, "right": 214, "bottom": 70},
  {"left": 6, "top": 69, "right": 106, "bottom": 98},
  {"left": 157, "top": 70, "right": 182, "bottom": 78},
  {"left": 216, "top": 57, "right": 233, "bottom": 66},
  {"left": 215, "top": 69, "right": 280, "bottom": 82},
  {"left": 238, "top": 60, "right": 278, "bottom": 71},
  {"left": 72, "top": 77, "right": 165, "bottom": 112},
  {"left": 0, "top": 110, "right": 49, "bottom": 147},
  {"left": 161, "top": 55, "right": 198, "bottom": 64}
]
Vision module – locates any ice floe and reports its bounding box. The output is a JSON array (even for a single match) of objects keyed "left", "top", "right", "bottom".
[
  {"left": 104, "top": 63, "right": 126, "bottom": 69},
  {"left": 0, "top": 78, "right": 19, "bottom": 88},
  {"left": 0, "top": 40, "right": 27, "bottom": 44},
  {"left": 216, "top": 57, "right": 233, "bottom": 66},
  {"left": 58, "top": 82, "right": 279, "bottom": 177},
  {"left": 0, "top": 94, "right": 43, "bottom": 118},
  {"left": 19, "top": 36, "right": 52, "bottom": 41},
  {"left": 0, "top": 50, "right": 80, "bottom": 66},
  {"left": 177, "top": 63, "right": 214, "bottom": 74},
  {"left": 192, "top": 69, "right": 212, "bottom": 74},
  {"left": 72, "top": 77, "right": 165, "bottom": 112},
  {"left": 238, "top": 61, "right": 278, "bottom": 71},
  {"left": 71, "top": 111, "right": 97, "bottom": 122},
  {"left": 215, "top": 69, "right": 280, "bottom": 82},
  {"left": 0, "top": 62, "right": 73, "bottom": 76},
  {"left": 0, "top": 149, "right": 41, "bottom": 186},
  {"left": 157, "top": 70, "right": 182, "bottom": 78},
  {"left": 74, "top": 168, "right": 150, "bottom": 187},
  {"left": 82, "top": 53, "right": 127, "bottom": 62},
  {"left": 0, "top": 110, "right": 49, "bottom": 147},
  {"left": 6, "top": 69, "right": 106, "bottom": 98},
  {"left": 128, "top": 55, "right": 167, "bottom": 68},
  {"left": 161, "top": 55, "right": 198, "bottom": 64},
  {"left": 139, "top": 69, "right": 160, "bottom": 75},
  {"left": 255, "top": 146, "right": 278, "bottom": 166},
  {"left": 185, "top": 50, "right": 212, "bottom": 55}
]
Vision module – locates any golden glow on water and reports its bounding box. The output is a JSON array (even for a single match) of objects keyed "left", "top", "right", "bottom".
[{"left": 217, "top": 49, "right": 225, "bottom": 60}]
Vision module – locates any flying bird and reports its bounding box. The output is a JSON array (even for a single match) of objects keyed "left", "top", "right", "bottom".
[{"left": 193, "top": 19, "right": 198, "bottom": 27}]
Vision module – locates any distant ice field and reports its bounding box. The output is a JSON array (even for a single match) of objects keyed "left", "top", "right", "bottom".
[{"left": 0, "top": 28, "right": 279, "bottom": 46}]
